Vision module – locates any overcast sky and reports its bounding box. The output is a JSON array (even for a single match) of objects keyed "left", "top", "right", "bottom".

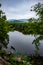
[{"left": 0, "top": 0, "right": 43, "bottom": 20}]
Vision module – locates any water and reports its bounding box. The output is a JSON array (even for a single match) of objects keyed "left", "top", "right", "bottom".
[{"left": 7, "top": 31, "right": 43, "bottom": 56}]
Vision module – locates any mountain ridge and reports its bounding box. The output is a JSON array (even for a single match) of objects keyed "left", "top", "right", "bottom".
[{"left": 8, "top": 19, "right": 28, "bottom": 22}]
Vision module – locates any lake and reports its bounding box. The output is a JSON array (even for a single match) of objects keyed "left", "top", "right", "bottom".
[{"left": 7, "top": 31, "right": 43, "bottom": 56}]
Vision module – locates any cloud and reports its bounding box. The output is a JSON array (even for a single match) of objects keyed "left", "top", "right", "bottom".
[
  {"left": 0, "top": 0, "right": 43, "bottom": 19},
  {"left": 5, "top": 10, "right": 38, "bottom": 20}
]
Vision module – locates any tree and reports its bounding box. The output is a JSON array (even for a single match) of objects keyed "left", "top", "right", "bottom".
[
  {"left": 31, "top": 3, "right": 43, "bottom": 22},
  {"left": 0, "top": 4, "right": 9, "bottom": 49},
  {"left": 28, "top": 18, "right": 33, "bottom": 22},
  {"left": 32, "top": 35, "right": 43, "bottom": 56}
]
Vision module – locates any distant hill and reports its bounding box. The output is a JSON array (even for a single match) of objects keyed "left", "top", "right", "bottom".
[
  {"left": 8, "top": 19, "right": 28, "bottom": 22},
  {"left": 18, "top": 19, "right": 28, "bottom": 22}
]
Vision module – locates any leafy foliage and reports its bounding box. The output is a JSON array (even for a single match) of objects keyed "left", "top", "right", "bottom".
[
  {"left": 7, "top": 21, "right": 43, "bottom": 35},
  {"left": 31, "top": 3, "right": 43, "bottom": 22},
  {"left": 0, "top": 4, "right": 9, "bottom": 49}
]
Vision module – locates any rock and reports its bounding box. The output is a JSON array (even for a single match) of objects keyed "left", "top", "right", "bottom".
[{"left": 0, "top": 57, "right": 11, "bottom": 65}]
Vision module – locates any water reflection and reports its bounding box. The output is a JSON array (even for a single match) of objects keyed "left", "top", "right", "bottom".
[
  {"left": 32, "top": 35, "right": 43, "bottom": 56},
  {"left": 7, "top": 31, "right": 43, "bottom": 56}
]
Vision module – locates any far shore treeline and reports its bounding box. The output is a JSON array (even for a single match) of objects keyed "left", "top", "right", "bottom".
[{"left": 6, "top": 21, "right": 43, "bottom": 34}]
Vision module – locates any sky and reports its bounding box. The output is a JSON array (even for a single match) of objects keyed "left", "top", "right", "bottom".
[{"left": 0, "top": 0, "right": 43, "bottom": 20}]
